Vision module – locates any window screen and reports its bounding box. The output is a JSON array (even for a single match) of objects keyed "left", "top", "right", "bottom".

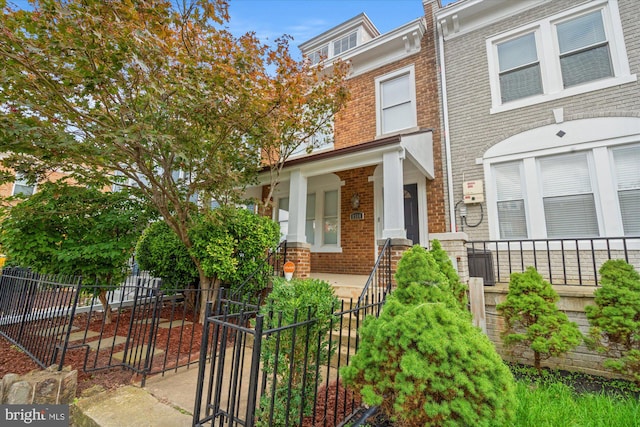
[
  {"left": 497, "top": 33, "right": 543, "bottom": 102},
  {"left": 494, "top": 162, "right": 528, "bottom": 239},
  {"left": 612, "top": 145, "right": 640, "bottom": 235}
]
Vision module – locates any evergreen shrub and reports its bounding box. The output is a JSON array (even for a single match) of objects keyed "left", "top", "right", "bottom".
[
  {"left": 342, "top": 245, "right": 516, "bottom": 426},
  {"left": 497, "top": 267, "right": 582, "bottom": 370},
  {"left": 585, "top": 259, "right": 640, "bottom": 384}
]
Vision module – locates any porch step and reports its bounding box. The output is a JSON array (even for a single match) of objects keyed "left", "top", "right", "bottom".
[{"left": 309, "top": 273, "right": 369, "bottom": 303}]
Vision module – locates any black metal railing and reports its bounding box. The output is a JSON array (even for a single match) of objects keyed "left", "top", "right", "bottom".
[
  {"left": 230, "top": 240, "right": 287, "bottom": 302},
  {"left": 0, "top": 268, "right": 208, "bottom": 386},
  {"left": 356, "top": 238, "right": 392, "bottom": 310},
  {"left": 467, "top": 236, "right": 640, "bottom": 286},
  {"left": 193, "top": 287, "right": 388, "bottom": 427},
  {"left": 0, "top": 267, "right": 82, "bottom": 369}
]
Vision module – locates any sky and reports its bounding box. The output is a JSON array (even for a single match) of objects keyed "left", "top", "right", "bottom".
[
  {"left": 8, "top": 0, "right": 455, "bottom": 57},
  {"left": 226, "top": 0, "right": 435, "bottom": 48}
]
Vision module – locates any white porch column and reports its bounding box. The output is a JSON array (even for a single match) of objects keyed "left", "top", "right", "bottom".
[
  {"left": 382, "top": 150, "right": 406, "bottom": 239},
  {"left": 286, "top": 169, "right": 308, "bottom": 243}
]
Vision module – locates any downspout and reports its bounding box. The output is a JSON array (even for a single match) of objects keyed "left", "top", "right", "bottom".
[{"left": 437, "top": 19, "right": 457, "bottom": 233}]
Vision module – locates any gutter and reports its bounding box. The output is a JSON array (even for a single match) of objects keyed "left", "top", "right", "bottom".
[{"left": 437, "top": 19, "right": 457, "bottom": 233}]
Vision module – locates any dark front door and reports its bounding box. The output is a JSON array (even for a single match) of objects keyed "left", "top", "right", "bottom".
[{"left": 404, "top": 183, "right": 419, "bottom": 245}]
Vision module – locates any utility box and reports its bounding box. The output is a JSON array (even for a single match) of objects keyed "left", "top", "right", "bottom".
[{"left": 463, "top": 180, "right": 484, "bottom": 204}]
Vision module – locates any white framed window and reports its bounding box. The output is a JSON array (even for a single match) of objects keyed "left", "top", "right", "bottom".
[
  {"left": 539, "top": 152, "right": 599, "bottom": 238},
  {"left": 309, "top": 45, "right": 329, "bottom": 65},
  {"left": 289, "top": 117, "right": 334, "bottom": 159},
  {"left": 487, "top": 1, "right": 635, "bottom": 113},
  {"left": 612, "top": 145, "right": 640, "bottom": 235},
  {"left": 375, "top": 65, "right": 417, "bottom": 136},
  {"left": 276, "top": 197, "right": 289, "bottom": 242},
  {"left": 493, "top": 162, "right": 528, "bottom": 239},
  {"left": 274, "top": 179, "right": 341, "bottom": 250},
  {"left": 333, "top": 31, "right": 357, "bottom": 56},
  {"left": 12, "top": 173, "right": 35, "bottom": 196}
]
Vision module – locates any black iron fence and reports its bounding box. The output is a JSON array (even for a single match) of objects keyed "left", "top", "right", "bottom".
[
  {"left": 0, "top": 268, "right": 208, "bottom": 386},
  {"left": 0, "top": 267, "right": 82, "bottom": 369},
  {"left": 193, "top": 288, "right": 387, "bottom": 427},
  {"left": 467, "top": 236, "right": 640, "bottom": 286},
  {"left": 356, "top": 238, "right": 391, "bottom": 310}
]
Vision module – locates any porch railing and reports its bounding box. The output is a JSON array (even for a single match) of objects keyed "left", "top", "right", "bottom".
[
  {"left": 355, "top": 238, "right": 392, "bottom": 310},
  {"left": 467, "top": 236, "right": 640, "bottom": 286}
]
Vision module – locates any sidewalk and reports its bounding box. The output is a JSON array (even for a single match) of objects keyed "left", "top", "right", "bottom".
[{"left": 73, "top": 364, "right": 203, "bottom": 427}]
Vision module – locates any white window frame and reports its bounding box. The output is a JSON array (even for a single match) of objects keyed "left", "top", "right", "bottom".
[
  {"left": 309, "top": 44, "right": 329, "bottom": 65},
  {"left": 12, "top": 173, "right": 36, "bottom": 196},
  {"left": 375, "top": 65, "right": 418, "bottom": 137},
  {"left": 273, "top": 180, "right": 341, "bottom": 252},
  {"left": 333, "top": 31, "right": 358, "bottom": 56},
  {"left": 487, "top": 0, "right": 635, "bottom": 114},
  {"left": 485, "top": 142, "right": 640, "bottom": 240},
  {"left": 288, "top": 117, "right": 334, "bottom": 159}
]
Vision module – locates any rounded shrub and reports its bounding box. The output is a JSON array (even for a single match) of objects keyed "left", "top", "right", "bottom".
[
  {"left": 135, "top": 221, "right": 199, "bottom": 290},
  {"left": 342, "top": 298, "right": 516, "bottom": 426}
]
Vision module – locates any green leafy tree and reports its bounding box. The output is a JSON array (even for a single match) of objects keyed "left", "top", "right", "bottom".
[
  {"left": 497, "top": 267, "right": 583, "bottom": 370},
  {"left": 257, "top": 278, "right": 339, "bottom": 426},
  {"left": 0, "top": 0, "right": 348, "bottom": 319},
  {"left": 0, "top": 181, "right": 156, "bottom": 323},
  {"left": 342, "top": 246, "right": 515, "bottom": 426},
  {"left": 585, "top": 259, "right": 640, "bottom": 384}
]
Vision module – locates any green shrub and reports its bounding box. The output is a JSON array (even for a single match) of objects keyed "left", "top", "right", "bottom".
[
  {"left": 135, "top": 221, "right": 199, "bottom": 290},
  {"left": 430, "top": 239, "right": 468, "bottom": 309},
  {"left": 394, "top": 245, "right": 466, "bottom": 314},
  {"left": 257, "top": 278, "right": 339, "bottom": 426},
  {"left": 585, "top": 259, "right": 640, "bottom": 384},
  {"left": 497, "top": 267, "right": 583, "bottom": 370},
  {"left": 342, "top": 246, "right": 515, "bottom": 426},
  {"left": 190, "top": 206, "right": 280, "bottom": 298}
]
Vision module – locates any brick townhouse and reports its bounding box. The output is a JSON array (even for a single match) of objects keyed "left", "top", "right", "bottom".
[{"left": 247, "top": 1, "right": 447, "bottom": 278}]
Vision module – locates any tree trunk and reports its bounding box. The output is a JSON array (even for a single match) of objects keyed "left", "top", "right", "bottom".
[
  {"left": 196, "top": 267, "right": 221, "bottom": 324},
  {"left": 534, "top": 351, "right": 541, "bottom": 371},
  {"left": 98, "top": 290, "right": 112, "bottom": 325}
]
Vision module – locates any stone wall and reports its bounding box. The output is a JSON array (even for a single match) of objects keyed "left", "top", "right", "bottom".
[{"left": 0, "top": 366, "right": 77, "bottom": 405}]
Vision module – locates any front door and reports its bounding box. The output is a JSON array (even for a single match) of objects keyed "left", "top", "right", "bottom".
[{"left": 404, "top": 183, "right": 419, "bottom": 245}]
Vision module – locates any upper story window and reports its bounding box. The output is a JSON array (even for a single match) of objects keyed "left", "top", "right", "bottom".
[
  {"left": 309, "top": 45, "right": 329, "bottom": 65},
  {"left": 487, "top": 1, "right": 635, "bottom": 113},
  {"left": 12, "top": 173, "right": 35, "bottom": 196},
  {"left": 333, "top": 32, "right": 357, "bottom": 56},
  {"left": 375, "top": 65, "right": 417, "bottom": 136},
  {"left": 556, "top": 10, "right": 612, "bottom": 88},
  {"left": 497, "top": 33, "right": 542, "bottom": 103}
]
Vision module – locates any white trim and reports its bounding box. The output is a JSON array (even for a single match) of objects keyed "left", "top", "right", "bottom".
[
  {"left": 486, "top": 0, "right": 636, "bottom": 114},
  {"left": 484, "top": 119, "right": 640, "bottom": 239},
  {"left": 375, "top": 64, "right": 417, "bottom": 137},
  {"left": 11, "top": 174, "right": 36, "bottom": 196}
]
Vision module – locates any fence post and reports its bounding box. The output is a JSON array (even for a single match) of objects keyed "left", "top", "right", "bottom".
[
  {"left": 245, "top": 314, "right": 263, "bottom": 427},
  {"left": 57, "top": 276, "right": 84, "bottom": 370},
  {"left": 140, "top": 281, "right": 162, "bottom": 387},
  {"left": 468, "top": 277, "right": 487, "bottom": 334},
  {"left": 193, "top": 301, "right": 213, "bottom": 427}
]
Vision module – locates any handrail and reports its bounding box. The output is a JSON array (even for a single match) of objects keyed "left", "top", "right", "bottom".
[
  {"left": 230, "top": 240, "right": 287, "bottom": 300},
  {"left": 356, "top": 238, "right": 392, "bottom": 308}
]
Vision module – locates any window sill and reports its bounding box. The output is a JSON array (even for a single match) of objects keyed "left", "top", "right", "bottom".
[
  {"left": 490, "top": 74, "right": 637, "bottom": 114},
  {"left": 310, "top": 246, "right": 343, "bottom": 253}
]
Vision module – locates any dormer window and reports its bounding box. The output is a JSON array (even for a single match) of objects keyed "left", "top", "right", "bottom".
[
  {"left": 310, "top": 45, "right": 329, "bottom": 65},
  {"left": 333, "top": 31, "right": 357, "bottom": 56}
]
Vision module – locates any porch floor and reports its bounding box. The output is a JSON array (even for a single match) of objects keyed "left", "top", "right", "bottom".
[{"left": 309, "top": 273, "right": 369, "bottom": 301}]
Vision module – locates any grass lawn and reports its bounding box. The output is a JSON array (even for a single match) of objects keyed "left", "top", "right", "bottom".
[{"left": 515, "top": 380, "right": 640, "bottom": 426}]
